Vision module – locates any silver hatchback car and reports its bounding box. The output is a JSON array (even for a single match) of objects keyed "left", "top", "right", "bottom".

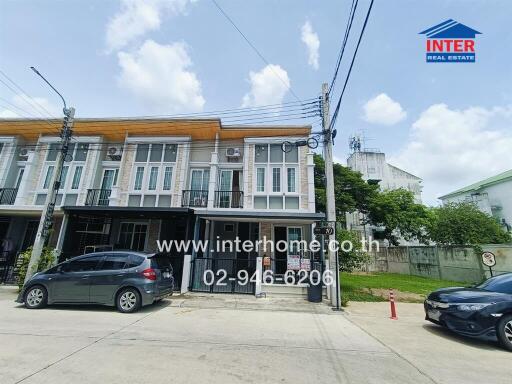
[{"left": 17, "top": 251, "right": 174, "bottom": 313}]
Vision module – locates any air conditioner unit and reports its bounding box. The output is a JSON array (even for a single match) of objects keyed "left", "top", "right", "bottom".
[
  {"left": 18, "top": 147, "right": 32, "bottom": 160},
  {"left": 107, "top": 145, "right": 123, "bottom": 161},
  {"left": 226, "top": 147, "right": 241, "bottom": 158}
]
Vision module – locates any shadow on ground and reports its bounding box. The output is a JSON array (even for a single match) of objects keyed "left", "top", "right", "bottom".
[{"left": 422, "top": 323, "right": 505, "bottom": 352}]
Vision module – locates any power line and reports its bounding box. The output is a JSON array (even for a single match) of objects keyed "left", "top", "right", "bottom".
[
  {"left": 328, "top": 0, "right": 358, "bottom": 95},
  {"left": 210, "top": 0, "right": 302, "bottom": 102},
  {"left": 329, "top": 0, "right": 375, "bottom": 132}
]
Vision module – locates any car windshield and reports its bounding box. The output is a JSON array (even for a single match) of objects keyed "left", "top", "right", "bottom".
[{"left": 475, "top": 274, "right": 512, "bottom": 294}]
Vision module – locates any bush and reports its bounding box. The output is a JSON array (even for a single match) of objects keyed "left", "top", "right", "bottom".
[
  {"left": 337, "top": 229, "right": 371, "bottom": 272},
  {"left": 17, "top": 247, "right": 57, "bottom": 291}
]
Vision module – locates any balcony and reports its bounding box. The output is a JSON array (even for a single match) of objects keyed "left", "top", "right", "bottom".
[
  {"left": 0, "top": 188, "right": 18, "bottom": 205},
  {"left": 182, "top": 190, "right": 208, "bottom": 208},
  {"left": 214, "top": 190, "right": 243, "bottom": 208},
  {"left": 85, "top": 189, "right": 111, "bottom": 206}
]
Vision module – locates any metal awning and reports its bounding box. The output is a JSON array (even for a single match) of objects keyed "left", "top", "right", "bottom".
[
  {"left": 62, "top": 206, "right": 194, "bottom": 219},
  {"left": 195, "top": 210, "right": 325, "bottom": 222}
]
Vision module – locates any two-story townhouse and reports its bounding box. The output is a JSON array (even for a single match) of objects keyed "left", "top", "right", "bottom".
[{"left": 0, "top": 119, "right": 323, "bottom": 292}]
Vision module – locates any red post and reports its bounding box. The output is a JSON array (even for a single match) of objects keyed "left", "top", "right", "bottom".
[{"left": 389, "top": 288, "right": 398, "bottom": 320}]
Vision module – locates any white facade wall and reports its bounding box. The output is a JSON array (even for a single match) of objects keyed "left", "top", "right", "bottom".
[{"left": 441, "top": 179, "right": 512, "bottom": 231}]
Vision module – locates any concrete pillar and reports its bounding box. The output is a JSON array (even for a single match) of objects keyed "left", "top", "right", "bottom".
[
  {"left": 207, "top": 134, "right": 219, "bottom": 209},
  {"left": 54, "top": 213, "right": 69, "bottom": 260},
  {"left": 255, "top": 256, "right": 263, "bottom": 296},
  {"left": 181, "top": 254, "right": 192, "bottom": 294}
]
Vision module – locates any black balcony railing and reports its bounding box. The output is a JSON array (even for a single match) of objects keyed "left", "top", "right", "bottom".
[
  {"left": 0, "top": 188, "right": 18, "bottom": 205},
  {"left": 182, "top": 190, "right": 208, "bottom": 207},
  {"left": 85, "top": 189, "right": 111, "bottom": 206},
  {"left": 214, "top": 190, "right": 244, "bottom": 208}
]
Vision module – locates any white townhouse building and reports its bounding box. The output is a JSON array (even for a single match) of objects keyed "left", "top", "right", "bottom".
[{"left": 0, "top": 118, "right": 323, "bottom": 293}]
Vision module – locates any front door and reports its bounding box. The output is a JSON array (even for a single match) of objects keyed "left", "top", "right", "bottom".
[
  {"left": 274, "top": 226, "right": 287, "bottom": 275},
  {"left": 51, "top": 255, "right": 103, "bottom": 303}
]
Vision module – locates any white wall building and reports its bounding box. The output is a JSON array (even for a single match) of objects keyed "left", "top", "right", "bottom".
[
  {"left": 345, "top": 149, "right": 423, "bottom": 244},
  {"left": 439, "top": 169, "right": 512, "bottom": 233}
]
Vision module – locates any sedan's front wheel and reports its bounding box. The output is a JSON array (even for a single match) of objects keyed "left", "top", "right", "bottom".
[
  {"left": 116, "top": 288, "right": 141, "bottom": 313},
  {"left": 497, "top": 314, "right": 512, "bottom": 352},
  {"left": 24, "top": 285, "right": 48, "bottom": 309}
]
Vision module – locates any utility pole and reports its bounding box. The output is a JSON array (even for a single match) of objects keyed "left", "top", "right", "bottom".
[
  {"left": 24, "top": 67, "right": 74, "bottom": 283},
  {"left": 321, "top": 82, "right": 341, "bottom": 310}
]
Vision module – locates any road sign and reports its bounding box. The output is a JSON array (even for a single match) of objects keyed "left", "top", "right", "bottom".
[
  {"left": 314, "top": 226, "right": 334, "bottom": 235},
  {"left": 481, "top": 252, "right": 496, "bottom": 267}
]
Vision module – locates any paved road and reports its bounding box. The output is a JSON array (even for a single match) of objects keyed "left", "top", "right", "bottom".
[{"left": 0, "top": 288, "right": 509, "bottom": 383}]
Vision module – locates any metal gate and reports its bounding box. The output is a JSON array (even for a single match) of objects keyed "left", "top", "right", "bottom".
[{"left": 190, "top": 257, "right": 256, "bottom": 294}]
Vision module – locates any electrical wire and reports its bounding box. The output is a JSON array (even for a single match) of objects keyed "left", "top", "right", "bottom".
[
  {"left": 329, "top": 0, "right": 375, "bottom": 132},
  {"left": 210, "top": 0, "right": 302, "bottom": 102},
  {"left": 328, "top": 0, "right": 358, "bottom": 95}
]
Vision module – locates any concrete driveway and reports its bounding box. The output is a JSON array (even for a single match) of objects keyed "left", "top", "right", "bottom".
[{"left": 0, "top": 287, "right": 509, "bottom": 384}]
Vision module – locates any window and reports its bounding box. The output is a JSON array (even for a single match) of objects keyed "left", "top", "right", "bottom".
[
  {"left": 287, "top": 168, "right": 296, "bottom": 192},
  {"left": 46, "top": 143, "right": 59, "bottom": 161},
  {"left": 71, "top": 166, "right": 83, "bottom": 189},
  {"left": 272, "top": 168, "right": 281, "bottom": 192},
  {"left": 256, "top": 168, "right": 265, "bottom": 192},
  {"left": 59, "top": 166, "right": 69, "bottom": 186},
  {"left": 74, "top": 143, "right": 89, "bottom": 161},
  {"left": 135, "top": 144, "right": 149, "bottom": 162},
  {"left": 119, "top": 223, "right": 148, "bottom": 251},
  {"left": 100, "top": 254, "right": 128, "bottom": 270},
  {"left": 125, "top": 254, "right": 144, "bottom": 269},
  {"left": 163, "top": 167, "right": 172, "bottom": 190},
  {"left": 62, "top": 256, "right": 103, "bottom": 272},
  {"left": 148, "top": 167, "right": 158, "bottom": 190},
  {"left": 288, "top": 227, "right": 302, "bottom": 255},
  {"left": 43, "top": 166, "right": 54, "bottom": 189},
  {"left": 190, "top": 169, "right": 209, "bottom": 190},
  {"left": 253, "top": 143, "right": 300, "bottom": 209},
  {"left": 150, "top": 144, "right": 163, "bottom": 162},
  {"left": 255, "top": 144, "right": 268, "bottom": 163},
  {"left": 134, "top": 167, "right": 144, "bottom": 190},
  {"left": 269, "top": 144, "right": 283, "bottom": 162},
  {"left": 163, "top": 144, "right": 177, "bottom": 162}
]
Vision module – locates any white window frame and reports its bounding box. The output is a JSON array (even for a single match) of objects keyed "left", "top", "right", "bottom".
[
  {"left": 252, "top": 143, "right": 300, "bottom": 209},
  {"left": 129, "top": 143, "right": 178, "bottom": 207}
]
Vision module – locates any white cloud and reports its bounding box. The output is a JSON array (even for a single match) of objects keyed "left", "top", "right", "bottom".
[
  {"left": 301, "top": 21, "right": 319, "bottom": 70},
  {"left": 0, "top": 95, "right": 61, "bottom": 118},
  {"left": 117, "top": 39, "right": 205, "bottom": 112},
  {"left": 242, "top": 64, "right": 290, "bottom": 108},
  {"left": 390, "top": 104, "right": 512, "bottom": 204},
  {"left": 363, "top": 93, "right": 407, "bottom": 125},
  {"left": 106, "top": 0, "right": 195, "bottom": 51}
]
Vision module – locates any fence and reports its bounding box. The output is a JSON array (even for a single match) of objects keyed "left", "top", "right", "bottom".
[{"left": 364, "top": 245, "right": 512, "bottom": 283}]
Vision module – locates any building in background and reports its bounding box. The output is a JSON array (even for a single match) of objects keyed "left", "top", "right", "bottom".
[
  {"left": 439, "top": 169, "right": 512, "bottom": 233},
  {"left": 0, "top": 118, "right": 322, "bottom": 291},
  {"left": 344, "top": 137, "right": 423, "bottom": 244}
]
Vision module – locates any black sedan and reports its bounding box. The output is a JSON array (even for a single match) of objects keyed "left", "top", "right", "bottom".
[{"left": 425, "top": 273, "right": 512, "bottom": 351}]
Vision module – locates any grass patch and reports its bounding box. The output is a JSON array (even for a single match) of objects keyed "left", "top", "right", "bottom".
[{"left": 340, "top": 272, "right": 464, "bottom": 305}]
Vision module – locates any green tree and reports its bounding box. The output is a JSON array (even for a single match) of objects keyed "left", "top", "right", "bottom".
[
  {"left": 427, "top": 202, "right": 511, "bottom": 247},
  {"left": 366, "top": 188, "right": 431, "bottom": 245},
  {"left": 314, "top": 154, "right": 379, "bottom": 221},
  {"left": 17, "top": 247, "right": 56, "bottom": 290},
  {"left": 336, "top": 229, "right": 370, "bottom": 272}
]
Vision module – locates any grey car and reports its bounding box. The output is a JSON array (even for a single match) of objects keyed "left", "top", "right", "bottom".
[{"left": 16, "top": 251, "right": 174, "bottom": 313}]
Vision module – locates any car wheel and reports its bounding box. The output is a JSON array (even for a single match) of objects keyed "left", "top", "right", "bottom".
[
  {"left": 497, "top": 314, "right": 512, "bottom": 352},
  {"left": 24, "top": 285, "right": 48, "bottom": 309},
  {"left": 116, "top": 288, "right": 141, "bottom": 313}
]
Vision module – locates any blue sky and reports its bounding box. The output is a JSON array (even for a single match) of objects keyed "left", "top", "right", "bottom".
[{"left": 1, "top": 0, "right": 511, "bottom": 204}]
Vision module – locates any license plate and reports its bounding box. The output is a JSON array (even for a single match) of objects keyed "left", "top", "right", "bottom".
[
  {"left": 428, "top": 309, "right": 441, "bottom": 321},
  {"left": 163, "top": 272, "right": 171, "bottom": 278}
]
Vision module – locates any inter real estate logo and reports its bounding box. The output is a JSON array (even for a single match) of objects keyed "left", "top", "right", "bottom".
[{"left": 419, "top": 19, "right": 481, "bottom": 63}]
